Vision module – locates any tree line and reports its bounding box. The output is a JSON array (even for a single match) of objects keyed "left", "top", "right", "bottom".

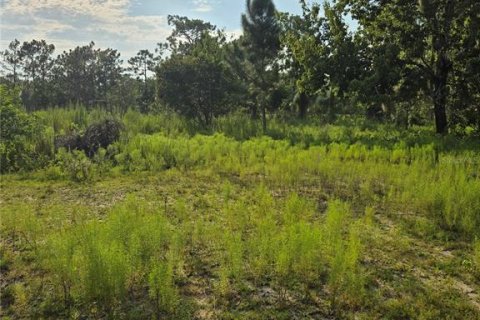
[{"left": 1, "top": 0, "right": 479, "bottom": 134}]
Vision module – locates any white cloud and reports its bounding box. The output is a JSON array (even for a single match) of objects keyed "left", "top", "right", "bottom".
[
  {"left": 225, "top": 28, "right": 242, "bottom": 40},
  {"left": 0, "top": 0, "right": 171, "bottom": 58},
  {"left": 191, "top": 0, "right": 219, "bottom": 13}
]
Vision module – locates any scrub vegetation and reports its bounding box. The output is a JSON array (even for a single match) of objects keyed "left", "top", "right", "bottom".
[
  {"left": 1, "top": 0, "right": 479, "bottom": 318},
  {"left": 1, "top": 105, "right": 479, "bottom": 319}
]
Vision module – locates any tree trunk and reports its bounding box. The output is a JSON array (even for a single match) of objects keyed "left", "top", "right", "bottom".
[
  {"left": 258, "top": 65, "right": 268, "bottom": 133},
  {"left": 327, "top": 87, "right": 336, "bottom": 122},
  {"left": 13, "top": 64, "right": 17, "bottom": 88},
  {"left": 433, "top": 70, "right": 448, "bottom": 134},
  {"left": 298, "top": 91, "right": 308, "bottom": 119},
  {"left": 261, "top": 105, "right": 267, "bottom": 133},
  {"left": 432, "top": 40, "right": 450, "bottom": 134},
  {"left": 431, "top": 0, "right": 453, "bottom": 135},
  {"left": 249, "top": 102, "right": 258, "bottom": 119}
]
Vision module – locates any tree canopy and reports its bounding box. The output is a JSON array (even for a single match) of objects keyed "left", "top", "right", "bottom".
[{"left": 1, "top": 0, "right": 479, "bottom": 133}]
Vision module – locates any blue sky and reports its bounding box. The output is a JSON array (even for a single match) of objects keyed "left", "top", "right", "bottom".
[
  {"left": 1, "top": 0, "right": 304, "bottom": 60},
  {"left": 128, "top": 1, "right": 303, "bottom": 30}
]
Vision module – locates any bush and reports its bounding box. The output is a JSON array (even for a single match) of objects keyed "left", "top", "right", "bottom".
[
  {"left": 40, "top": 196, "right": 183, "bottom": 316},
  {"left": 54, "top": 118, "right": 123, "bottom": 158},
  {"left": 148, "top": 257, "right": 179, "bottom": 315},
  {"left": 82, "top": 118, "right": 123, "bottom": 157},
  {"left": 53, "top": 133, "right": 83, "bottom": 153},
  {"left": 0, "top": 85, "right": 40, "bottom": 172},
  {"left": 57, "top": 149, "right": 94, "bottom": 182}
]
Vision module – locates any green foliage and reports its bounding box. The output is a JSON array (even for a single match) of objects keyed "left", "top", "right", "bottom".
[
  {"left": 215, "top": 232, "right": 244, "bottom": 297},
  {"left": 110, "top": 118, "right": 480, "bottom": 243},
  {"left": 474, "top": 239, "right": 480, "bottom": 278},
  {"left": 157, "top": 31, "right": 237, "bottom": 127},
  {"left": 242, "top": 0, "right": 281, "bottom": 131},
  {"left": 10, "top": 283, "right": 30, "bottom": 318},
  {"left": 148, "top": 257, "right": 179, "bottom": 315},
  {"left": 56, "top": 149, "right": 93, "bottom": 182},
  {"left": 1, "top": 1, "right": 480, "bottom": 317},
  {"left": 3, "top": 0, "right": 479, "bottom": 132},
  {"left": 1, "top": 203, "right": 43, "bottom": 250},
  {"left": 35, "top": 105, "right": 91, "bottom": 134},
  {"left": 51, "top": 42, "right": 123, "bottom": 109},
  {"left": 281, "top": 1, "right": 362, "bottom": 120},
  {"left": 127, "top": 49, "right": 156, "bottom": 111},
  {"left": 208, "top": 187, "right": 365, "bottom": 308},
  {"left": 328, "top": 221, "right": 365, "bottom": 310},
  {"left": 213, "top": 111, "right": 262, "bottom": 140},
  {"left": 122, "top": 108, "right": 193, "bottom": 137},
  {"left": 157, "top": 54, "right": 230, "bottom": 126},
  {"left": 78, "top": 229, "right": 131, "bottom": 306},
  {"left": 242, "top": 0, "right": 280, "bottom": 62},
  {"left": 40, "top": 196, "right": 183, "bottom": 316},
  {"left": 344, "top": 0, "right": 480, "bottom": 133},
  {"left": 2, "top": 108, "right": 480, "bottom": 318},
  {"left": 0, "top": 85, "right": 40, "bottom": 172},
  {"left": 166, "top": 15, "right": 217, "bottom": 55}
]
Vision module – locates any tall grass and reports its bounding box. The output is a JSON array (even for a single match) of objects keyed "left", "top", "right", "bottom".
[
  {"left": 112, "top": 130, "right": 480, "bottom": 241},
  {"left": 31, "top": 183, "right": 369, "bottom": 316},
  {"left": 3, "top": 107, "right": 480, "bottom": 318},
  {"left": 40, "top": 196, "right": 184, "bottom": 316}
]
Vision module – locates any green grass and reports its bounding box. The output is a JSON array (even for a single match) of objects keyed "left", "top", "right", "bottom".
[{"left": 1, "top": 111, "right": 479, "bottom": 319}]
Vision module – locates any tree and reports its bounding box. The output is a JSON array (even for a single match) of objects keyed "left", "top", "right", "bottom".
[
  {"left": 166, "top": 15, "right": 217, "bottom": 55},
  {"left": 94, "top": 48, "right": 123, "bottom": 109},
  {"left": 279, "top": 2, "right": 325, "bottom": 119},
  {"left": 0, "top": 85, "right": 39, "bottom": 172},
  {"left": 242, "top": 0, "right": 281, "bottom": 132},
  {"left": 1, "top": 39, "right": 23, "bottom": 88},
  {"left": 107, "top": 75, "right": 141, "bottom": 113},
  {"left": 157, "top": 17, "right": 238, "bottom": 126},
  {"left": 157, "top": 32, "right": 235, "bottom": 126},
  {"left": 53, "top": 42, "right": 97, "bottom": 106},
  {"left": 128, "top": 50, "right": 155, "bottom": 85},
  {"left": 342, "top": 0, "right": 480, "bottom": 133},
  {"left": 445, "top": 1, "right": 480, "bottom": 131},
  {"left": 281, "top": 1, "right": 364, "bottom": 121},
  {"left": 18, "top": 40, "right": 55, "bottom": 109},
  {"left": 52, "top": 42, "right": 123, "bottom": 108},
  {"left": 128, "top": 50, "right": 156, "bottom": 111}
]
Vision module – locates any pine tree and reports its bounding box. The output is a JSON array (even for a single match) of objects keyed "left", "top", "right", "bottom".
[{"left": 242, "top": 0, "right": 281, "bottom": 132}]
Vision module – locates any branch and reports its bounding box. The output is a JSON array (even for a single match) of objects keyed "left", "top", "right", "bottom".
[{"left": 407, "top": 58, "right": 435, "bottom": 78}]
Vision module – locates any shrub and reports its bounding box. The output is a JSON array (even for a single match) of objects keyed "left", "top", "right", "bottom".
[
  {"left": 92, "top": 147, "right": 112, "bottom": 177},
  {"left": 57, "top": 149, "right": 94, "bottom": 182},
  {"left": 54, "top": 118, "right": 123, "bottom": 158},
  {"left": 148, "top": 257, "right": 179, "bottom": 315},
  {"left": 274, "top": 221, "right": 323, "bottom": 288},
  {"left": 0, "top": 85, "right": 40, "bottom": 172},
  {"left": 82, "top": 118, "right": 123, "bottom": 157},
  {"left": 216, "top": 232, "right": 244, "bottom": 297},
  {"left": 79, "top": 236, "right": 130, "bottom": 308},
  {"left": 322, "top": 201, "right": 364, "bottom": 310},
  {"left": 40, "top": 196, "right": 182, "bottom": 316},
  {"left": 53, "top": 133, "right": 83, "bottom": 153}
]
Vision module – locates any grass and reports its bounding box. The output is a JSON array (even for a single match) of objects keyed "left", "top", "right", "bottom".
[{"left": 1, "top": 111, "right": 479, "bottom": 319}]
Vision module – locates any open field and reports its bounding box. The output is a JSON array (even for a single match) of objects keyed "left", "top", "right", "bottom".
[
  {"left": 2, "top": 0, "right": 480, "bottom": 318},
  {"left": 1, "top": 112, "right": 480, "bottom": 319}
]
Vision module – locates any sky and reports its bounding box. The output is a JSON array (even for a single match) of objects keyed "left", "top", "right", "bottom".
[{"left": 0, "top": 0, "right": 305, "bottom": 60}]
